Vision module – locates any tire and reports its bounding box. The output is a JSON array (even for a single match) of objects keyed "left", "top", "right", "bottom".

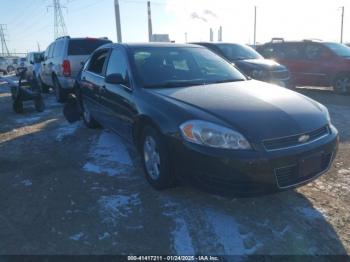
[
  {"left": 7, "top": 66, "right": 15, "bottom": 73},
  {"left": 13, "top": 100, "right": 23, "bottom": 113},
  {"left": 34, "top": 98, "right": 45, "bottom": 112},
  {"left": 38, "top": 76, "right": 50, "bottom": 93},
  {"left": 81, "top": 98, "right": 99, "bottom": 128},
  {"left": 53, "top": 76, "right": 67, "bottom": 103},
  {"left": 141, "top": 126, "right": 174, "bottom": 190},
  {"left": 333, "top": 75, "right": 350, "bottom": 95}
]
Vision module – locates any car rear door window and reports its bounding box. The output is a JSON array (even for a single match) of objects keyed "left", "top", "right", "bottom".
[
  {"left": 68, "top": 39, "right": 111, "bottom": 56},
  {"left": 87, "top": 49, "right": 109, "bottom": 76},
  {"left": 305, "top": 44, "right": 324, "bottom": 60},
  {"left": 106, "top": 48, "right": 129, "bottom": 81},
  {"left": 48, "top": 43, "right": 55, "bottom": 58},
  {"left": 53, "top": 40, "right": 64, "bottom": 58}
]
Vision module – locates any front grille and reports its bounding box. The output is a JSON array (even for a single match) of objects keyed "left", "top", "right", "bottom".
[
  {"left": 275, "top": 153, "right": 332, "bottom": 188},
  {"left": 263, "top": 126, "right": 330, "bottom": 151},
  {"left": 271, "top": 70, "right": 289, "bottom": 79}
]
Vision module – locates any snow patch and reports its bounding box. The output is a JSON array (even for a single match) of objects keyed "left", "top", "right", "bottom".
[
  {"left": 98, "top": 193, "right": 140, "bottom": 226},
  {"left": 83, "top": 131, "right": 132, "bottom": 177},
  {"left": 296, "top": 207, "right": 323, "bottom": 220},
  {"left": 172, "top": 217, "right": 195, "bottom": 255},
  {"left": 69, "top": 232, "right": 85, "bottom": 241},
  {"left": 21, "top": 179, "right": 32, "bottom": 187},
  {"left": 98, "top": 232, "right": 111, "bottom": 240},
  {"left": 14, "top": 116, "right": 42, "bottom": 125},
  {"left": 205, "top": 209, "right": 257, "bottom": 255},
  {"left": 55, "top": 122, "right": 80, "bottom": 141}
]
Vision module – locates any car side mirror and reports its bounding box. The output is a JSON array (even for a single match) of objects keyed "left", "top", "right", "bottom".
[
  {"left": 105, "top": 73, "right": 126, "bottom": 85},
  {"left": 63, "top": 94, "right": 82, "bottom": 123}
]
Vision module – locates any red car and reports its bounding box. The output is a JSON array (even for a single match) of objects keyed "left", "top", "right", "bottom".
[{"left": 257, "top": 40, "right": 350, "bottom": 94}]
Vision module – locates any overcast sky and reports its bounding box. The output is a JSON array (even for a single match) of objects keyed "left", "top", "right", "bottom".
[{"left": 1, "top": 0, "right": 349, "bottom": 54}]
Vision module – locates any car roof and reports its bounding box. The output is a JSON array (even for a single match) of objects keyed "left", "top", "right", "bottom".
[{"left": 120, "top": 43, "right": 203, "bottom": 49}]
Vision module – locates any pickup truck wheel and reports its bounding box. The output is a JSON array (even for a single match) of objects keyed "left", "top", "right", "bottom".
[
  {"left": 53, "top": 77, "right": 67, "bottom": 103},
  {"left": 38, "top": 76, "right": 50, "bottom": 93},
  {"left": 141, "top": 126, "right": 174, "bottom": 190},
  {"left": 333, "top": 75, "right": 350, "bottom": 95}
]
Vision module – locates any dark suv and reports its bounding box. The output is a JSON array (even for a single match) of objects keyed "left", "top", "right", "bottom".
[
  {"left": 193, "top": 42, "right": 290, "bottom": 87},
  {"left": 257, "top": 40, "right": 350, "bottom": 94}
]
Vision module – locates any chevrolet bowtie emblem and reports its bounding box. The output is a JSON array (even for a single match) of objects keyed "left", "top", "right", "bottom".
[{"left": 298, "top": 134, "right": 310, "bottom": 143}]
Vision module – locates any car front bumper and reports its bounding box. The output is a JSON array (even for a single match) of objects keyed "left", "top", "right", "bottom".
[{"left": 170, "top": 125, "right": 339, "bottom": 194}]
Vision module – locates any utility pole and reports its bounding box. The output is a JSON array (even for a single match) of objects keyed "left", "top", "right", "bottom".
[
  {"left": 340, "top": 6, "right": 344, "bottom": 43},
  {"left": 185, "top": 32, "right": 188, "bottom": 43},
  {"left": 253, "top": 6, "right": 257, "bottom": 47},
  {"left": 0, "top": 24, "right": 10, "bottom": 57},
  {"left": 48, "top": 0, "right": 68, "bottom": 40},
  {"left": 37, "top": 42, "right": 41, "bottom": 52},
  {"left": 114, "top": 0, "right": 122, "bottom": 43},
  {"left": 210, "top": 28, "right": 214, "bottom": 42},
  {"left": 147, "top": 1, "right": 153, "bottom": 42}
]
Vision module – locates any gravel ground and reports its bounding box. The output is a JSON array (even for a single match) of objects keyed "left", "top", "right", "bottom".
[{"left": 0, "top": 75, "right": 349, "bottom": 255}]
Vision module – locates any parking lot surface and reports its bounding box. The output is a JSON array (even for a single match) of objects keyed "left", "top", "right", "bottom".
[{"left": 0, "top": 75, "right": 349, "bottom": 255}]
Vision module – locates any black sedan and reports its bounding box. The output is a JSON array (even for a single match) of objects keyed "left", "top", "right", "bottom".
[
  {"left": 192, "top": 42, "right": 290, "bottom": 87},
  {"left": 64, "top": 43, "right": 338, "bottom": 194}
]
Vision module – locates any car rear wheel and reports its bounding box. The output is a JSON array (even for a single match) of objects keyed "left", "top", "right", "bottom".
[
  {"left": 7, "top": 66, "right": 15, "bottom": 73},
  {"left": 141, "top": 126, "right": 174, "bottom": 190},
  {"left": 53, "top": 77, "right": 67, "bottom": 103},
  {"left": 81, "top": 99, "right": 99, "bottom": 128},
  {"left": 333, "top": 75, "right": 350, "bottom": 95},
  {"left": 38, "top": 76, "right": 50, "bottom": 93}
]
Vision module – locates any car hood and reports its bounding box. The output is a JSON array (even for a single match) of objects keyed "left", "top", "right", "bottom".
[
  {"left": 149, "top": 80, "right": 328, "bottom": 141},
  {"left": 234, "top": 59, "right": 286, "bottom": 71}
]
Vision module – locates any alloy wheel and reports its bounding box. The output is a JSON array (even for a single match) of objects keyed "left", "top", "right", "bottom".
[{"left": 143, "top": 136, "right": 161, "bottom": 180}]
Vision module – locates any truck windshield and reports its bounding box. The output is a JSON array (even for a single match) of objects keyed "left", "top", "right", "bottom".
[
  {"left": 324, "top": 43, "right": 350, "bottom": 57},
  {"left": 131, "top": 46, "right": 246, "bottom": 88}
]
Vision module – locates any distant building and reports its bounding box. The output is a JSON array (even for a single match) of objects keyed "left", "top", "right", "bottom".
[{"left": 151, "top": 34, "right": 171, "bottom": 42}]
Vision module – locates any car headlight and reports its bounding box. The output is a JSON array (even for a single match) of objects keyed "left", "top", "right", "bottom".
[
  {"left": 180, "top": 120, "right": 251, "bottom": 150},
  {"left": 251, "top": 70, "right": 269, "bottom": 80}
]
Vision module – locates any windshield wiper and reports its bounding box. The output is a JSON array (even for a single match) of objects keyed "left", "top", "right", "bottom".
[
  {"left": 210, "top": 79, "right": 246, "bottom": 84},
  {"left": 145, "top": 79, "right": 206, "bottom": 88}
]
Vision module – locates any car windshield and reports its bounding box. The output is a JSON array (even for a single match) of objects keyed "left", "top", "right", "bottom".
[
  {"left": 216, "top": 43, "right": 263, "bottom": 61},
  {"left": 131, "top": 47, "right": 246, "bottom": 88},
  {"left": 68, "top": 39, "right": 111, "bottom": 56},
  {"left": 324, "top": 43, "right": 350, "bottom": 57}
]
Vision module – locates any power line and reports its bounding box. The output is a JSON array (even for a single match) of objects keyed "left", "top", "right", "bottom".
[
  {"left": 0, "top": 24, "right": 10, "bottom": 56},
  {"left": 47, "top": 0, "right": 68, "bottom": 39}
]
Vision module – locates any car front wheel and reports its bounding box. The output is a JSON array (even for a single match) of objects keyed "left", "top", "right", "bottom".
[
  {"left": 333, "top": 75, "right": 350, "bottom": 95},
  {"left": 141, "top": 126, "right": 174, "bottom": 190},
  {"left": 81, "top": 99, "right": 99, "bottom": 128}
]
